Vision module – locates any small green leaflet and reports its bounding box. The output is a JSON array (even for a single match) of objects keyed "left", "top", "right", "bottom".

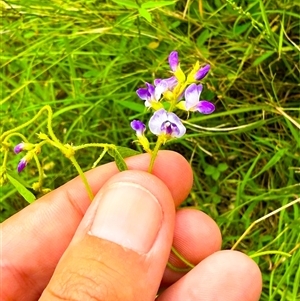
[
  {"left": 138, "top": 7, "right": 152, "bottom": 22},
  {"left": 115, "top": 146, "right": 140, "bottom": 158},
  {"left": 108, "top": 147, "right": 140, "bottom": 172},
  {"left": 6, "top": 173, "right": 36, "bottom": 203}
]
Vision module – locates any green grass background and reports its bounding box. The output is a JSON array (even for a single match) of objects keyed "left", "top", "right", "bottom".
[{"left": 1, "top": 0, "right": 299, "bottom": 300}]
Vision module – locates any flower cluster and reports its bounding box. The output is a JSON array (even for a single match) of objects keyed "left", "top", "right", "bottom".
[{"left": 131, "top": 51, "right": 215, "bottom": 150}]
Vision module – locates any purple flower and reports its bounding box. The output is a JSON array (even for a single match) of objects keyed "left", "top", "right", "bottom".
[
  {"left": 14, "top": 143, "right": 25, "bottom": 154},
  {"left": 195, "top": 64, "right": 210, "bottom": 80},
  {"left": 149, "top": 109, "right": 186, "bottom": 138},
  {"left": 154, "top": 76, "right": 178, "bottom": 92},
  {"left": 184, "top": 83, "right": 215, "bottom": 114},
  {"left": 131, "top": 120, "right": 146, "bottom": 136},
  {"left": 168, "top": 51, "right": 179, "bottom": 72},
  {"left": 17, "top": 158, "right": 28, "bottom": 173},
  {"left": 136, "top": 81, "right": 167, "bottom": 107}
]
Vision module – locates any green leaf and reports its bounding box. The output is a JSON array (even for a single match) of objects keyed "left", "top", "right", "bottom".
[
  {"left": 116, "top": 100, "right": 145, "bottom": 113},
  {"left": 252, "top": 149, "right": 287, "bottom": 179},
  {"left": 233, "top": 23, "right": 251, "bottom": 35},
  {"left": 138, "top": 7, "right": 152, "bottom": 23},
  {"left": 196, "top": 29, "right": 210, "bottom": 47},
  {"left": 170, "top": 21, "right": 181, "bottom": 29},
  {"left": 212, "top": 195, "right": 221, "bottom": 204},
  {"left": 252, "top": 51, "right": 274, "bottom": 67},
  {"left": 111, "top": 0, "right": 138, "bottom": 8},
  {"left": 141, "top": 1, "right": 175, "bottom": 8},
  {"left": 217, "top": 163, "right": 228, "bottom": 172},
  {"left": 204, "top": 165, "right": 215, "bottom": 176},
  {"left": 108, "top": 148, "right": 128, "bottom": 171},
  {"left": 212, "top": 170, "right": 221, "bottom": 181},
  {"left": 6, "top": 173, "right": 36, "bottom": 203},
  {"left": 115, "top": 146, "right": 140, "bottom": 158}
]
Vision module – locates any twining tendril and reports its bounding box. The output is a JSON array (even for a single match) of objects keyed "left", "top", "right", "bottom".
[{"left": 0, "top": 105, "right": 124, "bottom": 201}]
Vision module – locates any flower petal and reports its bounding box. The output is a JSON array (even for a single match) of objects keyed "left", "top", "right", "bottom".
[
  {"left": 136, "top": 88, "right": 150, "bottom": 101},
  {"left": 17, "top": 158, "right": 27, "bottom": 173},
  {"left": 145, "top": 83, "right": 155, "bottom": 99},
  {"left": 166, "top": 112, "right": 186, "bottom": 137},
  {"left": 196, "top": 101, "right": 215, "bottom": 114},
  {"left": 149, "top": 109, "right": 168, "bottom": 135},
  {"left": 154, "top": 78, "right": 162, "bottom": 86},
  {"left": 168, "top": 51, "right": 179, "bottom": 72},
  {"left": 14, "top": 143, "right": 24, "bottom": 154},
  {"left": 131, "top": 120, "right": 146, "bottom": 136},
  {"left": 154, "top": 80, "right": 168, "bottom": 101},
  {"left": 184, "top": 83, "right": 203, "bottom": 110},
  {"left": 195, "top": 64, "right": 210, "bottom": 80},
  {"left": 154, "top": 76, "right": 178, "bottom": 92},
  {"left": 164, "top": 76, "right": 178, "bottom": 90}
]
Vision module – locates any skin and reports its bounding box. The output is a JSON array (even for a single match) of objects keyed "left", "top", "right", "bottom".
[{"left": 1, "top": 151, "right": 262, "bottom": 300}]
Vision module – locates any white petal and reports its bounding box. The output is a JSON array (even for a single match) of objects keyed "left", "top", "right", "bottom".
[
  {"left": 149, "top": 109, "right": 168, "bottom": 135},
  {"left": 184, "top": 84, "right": 202, "bottom": 110},
  {"left": 154, "top": 80, "right": 168, "bottom": 101}
]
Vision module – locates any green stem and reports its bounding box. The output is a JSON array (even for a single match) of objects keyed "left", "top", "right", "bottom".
[
  {"left": 171, "top": 246, "right": 195, "bottom": 268},
  {"left": 1, "top": 106, "right": 48, "bottom": 142},
  {"left": 44, "top": 105, "right": 60, "bottom": 144},
  {"left": 73, "top": 143, "right": 114, "bottom": 151},
  {"left": 69, "top": 156, "right": 94, "bottom": 201},
  {"left": 0, "top": 105, "right": 60, "bottom": 146},
  {"left": 33, "top": 141, "right": 49, "bottom": 190},
  {"left": 148, "top": 137, "right": 164, "bottom": 173},
  {"left": 1, "top": 150, "right": 9, "bottom": 168},
  {"left": 166, "top": 246, "right": 195, "bottom": 273},
  {"left": 3, "top": 132, "right": 30, "bottom": 145}
]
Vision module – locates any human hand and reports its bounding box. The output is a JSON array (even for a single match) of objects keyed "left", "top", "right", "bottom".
[{"left": 1, "top": 151, "right": 262, "bottom": 301}]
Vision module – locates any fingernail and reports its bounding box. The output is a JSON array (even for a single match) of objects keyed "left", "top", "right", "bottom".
[{"left": 89, "top": 182, "right": 163, "bottom": 253}]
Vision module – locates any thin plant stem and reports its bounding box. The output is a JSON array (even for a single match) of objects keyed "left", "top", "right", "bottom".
[
  {"left": 73, "top": 143, "right": 114, "bottom": 151},
  {"left": 1, "top": 106, "right": 48, "bottom": 142},
  {"left": 68, "top": 155, "right": 94, "bottom": 201},
  {"left": 171, "top": 246, "right": 195, "bottom": 268},
  {"left": 231, "top": 198, "right": 300, "bottom": 250},
  {"left": 148, "top": 137, "right": 163, "bottom": 173},
  {"left": 44, "top": 105, "right": 61, "bottom": 144}
]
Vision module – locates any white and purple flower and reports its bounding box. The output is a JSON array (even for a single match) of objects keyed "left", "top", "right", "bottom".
[
  {"left": 136, "top": 81, "right": 168, "bottom": 108},
  {"left": 149, "top": 109, "right": 186, "bottom": 138},
  {"left": 179, "top": 83, "right": 215, "bottom": 114}
]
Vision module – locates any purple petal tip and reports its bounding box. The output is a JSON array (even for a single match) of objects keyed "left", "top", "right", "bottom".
[
  {"left": 197, "top": 101, "right": 215, "bottom": 114},
  {"left": 14, "top": 143, "right": 24, "bottom": 154},
  {"left": 195, "top": 64, "right": 210, "bottom": 80},
  {"left": 168, "top": 51, "right": 179, "bottom": 72},
  {"left": 17, "top": 158, "right": 28, "bottom": 173},
  {"left": 131, "top": 120, "right": 146, "bottom": 136}
]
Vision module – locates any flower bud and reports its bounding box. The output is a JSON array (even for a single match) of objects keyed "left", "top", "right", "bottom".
[
  {"left": 130, "top": 120, "right": 151, "bottom": 153},
  {"left": 194, "top": 64, "right": 210, "bottom": 80},
  {"left": 14, "top": 142, "right": 35, "bottom": 154},
  {"left": 168, "top": 51, "right": 179, "bottom": 72},
  {"left": 17, "top": 151, "right": 34, "bottom": 173}
]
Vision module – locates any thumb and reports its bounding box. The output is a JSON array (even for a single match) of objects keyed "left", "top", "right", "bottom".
[{"left": 39, "top": 170, "right": 176, "bottom": 301}]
